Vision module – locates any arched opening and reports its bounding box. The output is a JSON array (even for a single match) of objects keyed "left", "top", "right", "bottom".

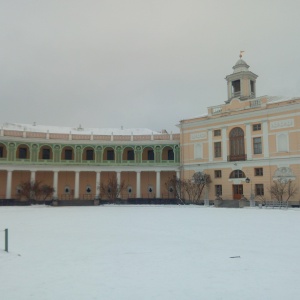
[
  {"left": 142, "top": 147, "right": 154, "bottom": 162},
  {"left": 229, "top": 127, "right": 246, "bottom": 161},
  {"left": 103, "top": 147, "right": 115, "bottom": 161},
  {"left": 82, "top": 147, "right": 94, "bottom": 161},
  {"left": 122, "top": 147, "right": 135, "bottom": 161},
  {"left": 61, "top": 146, "right": 74, "bottom": 161},
  {"left": 16, "top": 144, "right": 30, "bottom": 159},
  {"left": 162, "top": 146, "right": 174, "bottom": 161},
  {"left": 229, "top": 170, "right": 246, "bottom": 178},
  {"left": 39, "top": 145, "right": 53, "bottom": 160},
  {"left": 0, "top": 143, "right": 7, "bottom": 159}
]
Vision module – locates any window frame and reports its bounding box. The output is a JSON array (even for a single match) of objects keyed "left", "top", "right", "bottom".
[
  {"left": 214, "top": 170, "right": 222, "bottom": 178},
  {"left": 253, "top": 137, "right": 262, "bottom": 154},
  {"left": 230, "top": 170, "right": 245, "bottom": 178},
  {"left": 255, "top": 184, "right": 264, "bottom": 196},
  {"left": 214, "top": 141, "right": 222, "bottom": 158},
  {"left": 254, "top": 168, "right": 263, "bottom": 176},
  {"left": 215, "top": 185, "right": 222, "bottom": 196},
  {"left": 214, "top": 129, "right": 221, "bottom": 137},
  {"left": 252, "top": 123, "right": 261, "bottom": 131}
]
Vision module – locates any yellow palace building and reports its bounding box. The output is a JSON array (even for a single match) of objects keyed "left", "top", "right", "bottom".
[
  {"left": 0, "top": 55, "right": 299, "bottom": 205},
  {"left": 179, "top": 56, "right": 300, "bottom": 205}
]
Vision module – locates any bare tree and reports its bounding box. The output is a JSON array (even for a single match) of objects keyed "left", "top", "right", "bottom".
[
  {"left": 269, "top": 179, "right": 297, "bottom": 204},
  {"left": 165, "top": 175, "right": 184, "bottom": 203},
  {"left": 100, "top": 174, "right": 126, "bottom": 201},
  {"left": 40, "top": 184, "right": 55, "bottom": 201},
  {"left": 165, "top": 172, "right": 211, "bottom": 204},
  {"left": 18, "top": 180, "right": 41, "bottom": 202}
]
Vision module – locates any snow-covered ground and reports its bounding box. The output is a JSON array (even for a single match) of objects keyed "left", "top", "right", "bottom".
[{"left": 1, "top": 205, "right": 300, "bottom": 300}]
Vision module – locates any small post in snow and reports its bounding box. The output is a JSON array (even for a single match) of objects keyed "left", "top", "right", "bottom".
[{"left": 5, "top": 228, "right": 8, "bottom": 252}]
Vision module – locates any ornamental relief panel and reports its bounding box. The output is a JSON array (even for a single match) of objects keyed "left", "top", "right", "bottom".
[
  {"left": 270, "top": 119, "right": 294, "bottom": 130},
  {"left": 190, "top": 132, "right": 207, "bottom": 141}
]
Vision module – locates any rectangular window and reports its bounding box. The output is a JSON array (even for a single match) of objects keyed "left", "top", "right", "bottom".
[
  {"left": 107, "top": 150, "right": 114, "bottom": 161},
  {"left": 255, "top": 184, "right": 264, "bottom": 196},
  {"left": 19, "top": 148, "right": 27, "bottom": 159},
  {"left": 86, "top": 149, "right": 94, "bottom": 161},
  {"left": 0, "top": 146, "right": 3, "bottom": 158},
  {"left": 214, "top": 129, "right": 221, "bottom": 136},
  {"left": 65, "top": 149, "right": 73, "bottom": 160},
  {"left": 214, "top": 170, "right": 222, "bottom": 178},
  {"left": 253, "top": 123, "right": 261, "bottom": 131},
  {"left": 253, "top": 137, "right": 262, "bottom": 154},
  {"left": 254, "top": 168, "right": 263, "bottom": 176},
  {"left": 127, "top": 150, "right": 134, "bottom": 161},
  {"left": 167, "top": 149, "right": 174, "bottom": 160},
  {"left": 147, "top": 150, "right": 154, "bottom": 160},
  {"left": 250, "top": 80, "right": 255, "bottom": 93},
  {"left": 214, "top": 142, "right": 222, "bottom": 158},
  {"left": 42, "top": 148, "right": 50, "bottom": 160},
  {"left": 215, "top": 185, "right": 222, "bottom": 196},
  {"left": 232, "top": 80, "right": 241, "bottom": 93}
]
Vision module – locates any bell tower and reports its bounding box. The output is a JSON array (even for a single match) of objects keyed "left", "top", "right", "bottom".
[{"left": 225, "top": 52, "right": 258, "bottom": 103}]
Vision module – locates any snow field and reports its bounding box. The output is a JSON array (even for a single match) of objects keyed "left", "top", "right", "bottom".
[{"left": 1, "top": 205, "right": 300, "bottom": 300}]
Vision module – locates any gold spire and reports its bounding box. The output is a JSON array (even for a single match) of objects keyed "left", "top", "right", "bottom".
[{"left": 239, "top": 50, "right": 245, "bottom": 58}]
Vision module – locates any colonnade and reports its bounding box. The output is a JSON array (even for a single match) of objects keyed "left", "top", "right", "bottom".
[{"left": 3, "top": 169, "right": 180, "bottom": 199}]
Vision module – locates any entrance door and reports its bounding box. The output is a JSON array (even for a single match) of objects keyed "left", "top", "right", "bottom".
[{"left": 233, "top": 185, "right": 243, "bottom": 200}]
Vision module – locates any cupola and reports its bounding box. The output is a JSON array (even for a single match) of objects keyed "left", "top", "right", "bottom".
[{"left": 225, "top": 52, "right": 258, "bottom": 103}]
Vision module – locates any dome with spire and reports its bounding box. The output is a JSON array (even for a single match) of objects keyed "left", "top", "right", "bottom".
[{"left": 232, "top": 58, "right": 250, "bottom": 73}]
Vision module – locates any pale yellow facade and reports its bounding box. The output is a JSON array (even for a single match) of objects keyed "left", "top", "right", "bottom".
[{"left": 179, "top": 57, "right": 300, "bottom": 204}]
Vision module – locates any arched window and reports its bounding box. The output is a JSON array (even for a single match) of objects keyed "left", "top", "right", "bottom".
[
  {"left": 229, "top": 127, "right": 245, "bottom": 161},
  {"left": 229, "top": 170, "right": 246, "bottom": 178}
]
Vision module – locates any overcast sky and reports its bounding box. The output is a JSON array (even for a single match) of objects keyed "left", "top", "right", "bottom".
[{"left": 1, "top": 0, "right": 300, "bottom": 133}]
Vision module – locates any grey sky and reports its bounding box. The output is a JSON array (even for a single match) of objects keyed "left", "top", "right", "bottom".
[{"left": 1, "top": 0, "right": 300, "bottom": 133}]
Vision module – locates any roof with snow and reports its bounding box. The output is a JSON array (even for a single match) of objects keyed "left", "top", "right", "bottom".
[{"left": 1, "top": 123, "right": 161, "bottom": 136}]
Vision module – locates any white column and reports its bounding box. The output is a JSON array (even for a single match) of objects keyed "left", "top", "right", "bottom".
[
  {"left": 156, "top": 171, "right": 161, "bottom": 198},
  {"left": 6, "top": 170, "right": 12, "bottom": 199},
  {"left": 95, "top": 172, "right": 101, "bottom": 199},
  {"left": 116, "top": 171, "right": 121, "bottom": 186},
  {"left": 176, "top": 171, "right": 180, "bottom": 180},
  {"left": 30, "top": 170, "right": 36, "bottom": 182},
  {"left": 208, "top": 129, "right": 213, "bottom": 162},
  {"left": 75, "top": 171, "right": 80, "bottom": 199},
  {"left": 246, "top": 123, "right": 252, "bottom": 160},
  {"left": 53, "top": 171, "right": 58, "bottom": 199},
  {"left": 222, "top": 127, "right": 227, "bottom": 161},
  {"left": 136, "top": 171, "right": 141, "bottom": 198},
  {"left": 262, "top": 120, "right": 269, "bottom": 158}
]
